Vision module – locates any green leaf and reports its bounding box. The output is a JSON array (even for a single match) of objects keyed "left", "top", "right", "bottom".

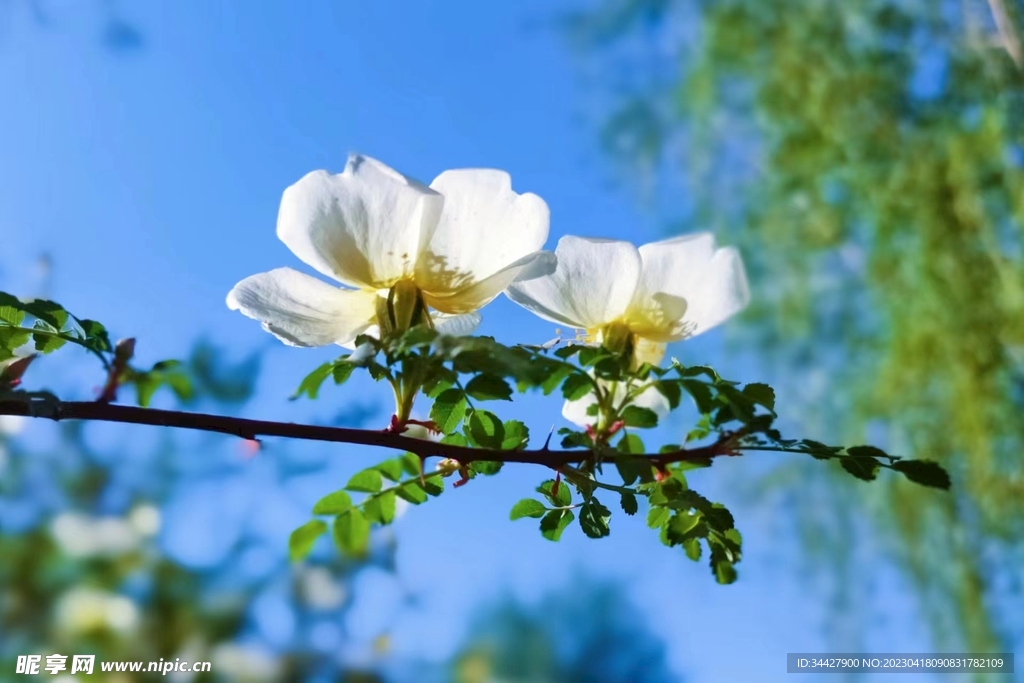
[
  {"left": 333, "top": 509, "right": 370, "bottom": 556},
  {"left": 621, "top": 405, "right": 658, "bottom": 429},
  {"left": 22, "top": 299, "right": 68, "bottom": 330},
  {"left": 510, "top": 498, "right": 548, "bottom": 520},
  {"left": 422, "top": 475, "right": 444, "bottom": 497},
  {"left": 332, "top": 361, "right": 356, "bottom": 386},
  {"left": 470, "top": 460, "right": 503, "bottom": 476},
  {"left": 620, "top": 492, "right": 638, "bottom": 515},
  {"left": 288, "top": 520, "right": 327, "bottom": 561},
  {"left": 312, "top": 490, "right": 353, "bottom": 515},
  {"left": 465, "top": 374, "right": 513, "bottom": 401},
  {"left": 840, "top": 455, "right": 880, "bottom": 481},
  {"left": 561, "top": 372, "right": 593, "bottom": 401},
  {"left": 537, "top": 479, "right": 571, "bottom": 507},
  {"left": 467, "top": 409, "right": 504, "bottom": 448},
  {"left": 400, "top": 452, "right": 423, "bottom": 476},
  {"left": 293, "top": 362, "right": 334, "bottom": 400},
  {"left": 647, "top": 506, "right": 670, "bottom": 529},
  {"left": 500, "top": 420, "right": 529, "bottom": 450},
  {"left": 742, "top": 382, "right": 776, "bottom": 412},
  {"left": 363, "top": 491, "right": 397, "bottom": 524},
  {"left": 395, "top": 482, "right": 428, "bottom": 505},
  {"left": 654, "top": 380, "right": 683, "bottom": 409},
  {"left": 375, "top": 458, "right": 405, "bottom": 482},
  {"left": 0, "top": 292, "right": 26, "bottom": 325},
  {"left": 891, "top": 459, "right": 951, "bottom": 490},
  {"left": 579, "top": 499, "right": 612, "bottom": 538},
  {"left": 553, "top": 345, "right": 581, "bottom": 359},
  {"left": 669, "top": 512, "right": 701, "bottom": 537},
  {"left": 683, "top": 537, "right": 701, "bottom": 561},
  {"left": 345, "top": 468, "right": 383, "bottom": 493},
  {"left": 846, "top": 445, "right": 891, "bottom": 460},
  {"left": 77, "top": 319, "right": 112, "bottom": 350},
  {"left": 681, "top": 379, "right": 715, "bottom": 414},
  {"left": 540, "top": 364, "right": 572, "bottom": 395},
  {"left": 540, "top": 509, "right": 574, "bottom": 541},
  {"left": 0, "top": 327, "right": 31, "bottom": 352},
  {"left": 430, "top": 388, "right": 468, "bottom": 434},
  {"left": 32, "top": 330, "right": 66, "bottom": 354}
]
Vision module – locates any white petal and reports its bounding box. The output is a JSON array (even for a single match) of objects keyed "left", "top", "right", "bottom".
[
  {"left": 424, "top": 251, "right": 556, "bottom": 315},
  {"left": 562, "top": 390, "right": 599, "bottom": 428},
  {"left": 277, "top": 154, "right": 443, "bottom": 289},
  {"left": 506, "top": 236, "right": 642, "bottom": 330},
  {"left": 416, "top": 169, "right": 550, "bottom": 309},
  {"left": 432, "top": 311, "right": 482, "bottom": 336},
  {"left": 227, "top": 268, "right": 377, "bottom": 347},
  {"left": 630, "top": 233, "right": 750, "bottom": 340},
  {"left": 561, "top": 378, "right": 669, "bottom": 428}
]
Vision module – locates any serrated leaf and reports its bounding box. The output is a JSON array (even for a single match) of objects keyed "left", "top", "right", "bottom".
[
  {"left": 683, "top": 537, "right": 701, "bottom": 561},
  {"left": 510, "top": 498, "right": 548, "bottom": 520},
  {"left": 654, "top": 380, "right": 682, "bottom": 409},
  {"left": 465, "top": 374, "right": 513, "bottom": 401},
  {"left": 742, "top": 382, "right": 775, "bottom": 412},
  {"left": 78, "top": 318, "right": 113, "bottom": 353},
  {"left": 561, "top": 372, "right": 593, "bottom": 401},
  {"left": 32, "top": 330, "right": 66, "bottom": 354},
  {"left": 647, "top": 506, "right": 669, "bottom": 529},
  {"left": 0, "top": 327, "right": 31, "bottom": 351},
  {"left": 333, "top": 509, "right": 370, "bottom": 556},
  {"left": 363, "top": 491, "right": 397, "bottom": 524},
  {"left": 540, "top": 509, "right": 574, "bottom": 541},
  {"left": 670, "top": 512, "right": 701, "bottom": 537},
  {"left": 395, "top": 482, "right": 428, "bottom": 505},
  {"left": 288, "top": 520, "right": 327, "bottom": 561},
  {"left": 467, "top": 409, "right": 504, "bottom": 449},
  {"left": 891, "top": 459, "right": 951, "bottom": 490},
  {"left": 840, "top": 455, "right": 880, "bottom": 481},
  {"left": 430, "top": 388, "right": 468, "bottom": 434},
  {"left": 332, "top": 361, "right": 356, "bottom": 385},
  {"left": 537, "top": 479, "right": 571, "bottom": 507},
  {"left": 579, "top": 499, "right": 612, "bottom": 538},
  {"left": 621, "top": 405, "right": 658, "bottom": 429},
  {"left": 500, "top": 420, "right": 529, "bottom": 450},
  {"left": 681, "top": 379, "right": 715, "bottom": 414},
  {"left": 0, "top": 292, "right": 26, "bottom": 326},
  {"left": 293, "top": 362, "right": 334, "bottom": 400},
  {"left": 345, "top": 469, "right": 383, "bottom": 493},
  {"left": 470, "top": 460, "right": 503, "bottom": 475},
  {"left": 846, "top": 445, "right": 890, "bottom": 460},
  {"left": 375, "top": 458, "right": 405, "bottom": 482},
  {"left": 22, "top": 299, "right": 68, "bottom": 330},
  {"left": 620, "top": 492, "right": 638, "bottom": 515},
  {"left": 553, "top": 345, "right": 581, "bottom": 359},
  {"left": 312, "top": 490, "right": 353, "bottom": 515}
]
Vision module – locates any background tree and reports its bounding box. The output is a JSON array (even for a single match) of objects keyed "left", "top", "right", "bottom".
[{"left": 568, "top": 0, "right": 1024, "bottom": 656}]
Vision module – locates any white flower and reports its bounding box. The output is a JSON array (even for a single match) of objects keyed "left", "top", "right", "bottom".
[
  {"left": 560, "top": 372, "right": 674, "bottom": 428},
  {"left": 507, "top": 233, "right": 749, "bottom": 365},
  {"left": 506, "top": 233, "right": 749, "bottom": 427},
  {"left": 55, "top": 587, "right": 139, "bottom": 634},
  {"left": 228, "top": 154, "right": 553, "bottom": 347}
]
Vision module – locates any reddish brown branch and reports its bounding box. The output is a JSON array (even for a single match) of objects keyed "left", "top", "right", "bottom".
[{"left": 0, "top": 398, "right": 737, "bottom": 468}]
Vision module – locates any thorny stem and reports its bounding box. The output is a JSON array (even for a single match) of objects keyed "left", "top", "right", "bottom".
[{"left": 0, "top": 396, "right": 740, "bottom": 468}]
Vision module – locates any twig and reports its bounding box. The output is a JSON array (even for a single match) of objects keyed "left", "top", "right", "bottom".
[{"left": 0, "top": 398, "right": 737, "bottom": 468}]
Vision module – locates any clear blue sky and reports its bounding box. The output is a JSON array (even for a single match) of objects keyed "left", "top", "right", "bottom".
[{"left": 0, "top": 1, "right": 940, "bottom": 680}]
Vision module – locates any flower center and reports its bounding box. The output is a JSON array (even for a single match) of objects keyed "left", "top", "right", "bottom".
[{"left": 376, "top": 279, "right": 432, "bottom": 337}]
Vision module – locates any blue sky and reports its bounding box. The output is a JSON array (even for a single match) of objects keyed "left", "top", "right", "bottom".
[{"left": 1, "top": 1, "right": 942, "bottom": 680}]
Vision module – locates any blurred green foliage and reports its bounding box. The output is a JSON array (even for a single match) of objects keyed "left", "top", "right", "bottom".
[
  {"left": 570, "top": 0, "right": 1024, "bottom": 655},
  {"left": 450, "top": 579, "right": 677, "bottom": 683}
]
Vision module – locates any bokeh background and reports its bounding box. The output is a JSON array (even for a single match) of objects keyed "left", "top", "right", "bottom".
[{"left": 1, "top": 0, "right": 1022, "bottom": 681}]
